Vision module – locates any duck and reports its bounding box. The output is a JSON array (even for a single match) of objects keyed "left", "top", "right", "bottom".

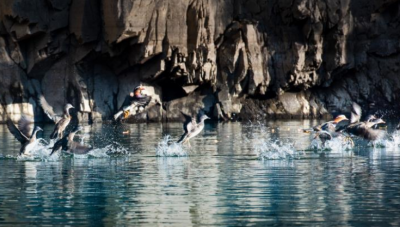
[
  {"left": 177, "top": 113, "right": 210, "bottom": 147},
  {"left": 39, "top": 95, "right": 74, "bottom": 140},
  {"left": 114, "top": 85, "right": 152, "bottom": 121},
  {"left": 303, "top": 115, "right": 349, "bottom": 133},
  {"left": 344, "top": 103, "right": 386, "bottom": 141},
  {"left": 50, "top": 125, "right": 92, "bottom": 155},
  {"left": 313, "top": 115, "right": 349, "bottom": 146},
  {"left": 6, "top": 116, "right": 43, "bottom": 155}
]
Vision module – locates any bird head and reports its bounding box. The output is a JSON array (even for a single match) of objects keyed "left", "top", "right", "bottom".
[
  {"left": 365, "top": 114, "right": 377, "bottom": 122},
  {"left": 35, "top": 126, "right": 43, "bottom": 132},
  {"left": 333, "top": 115, "right": 348, "bottom": 123},
  {"left": 373, "top": 118, "right": 385, "bottom": 125},
  {"left": 65, "top": 103, "right": 75, "bottom": 111},
  {"left": 200, "top": 115, "right": 210, "bottom": 121}
]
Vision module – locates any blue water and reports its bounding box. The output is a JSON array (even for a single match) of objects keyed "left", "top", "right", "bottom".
[{"left": 1, "top": 120, "right": 400, "bottom": 226}]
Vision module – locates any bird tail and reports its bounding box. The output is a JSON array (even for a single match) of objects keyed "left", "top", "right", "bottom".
[{"left": 177, "top": 134, "right": 188, "bottom": 144}]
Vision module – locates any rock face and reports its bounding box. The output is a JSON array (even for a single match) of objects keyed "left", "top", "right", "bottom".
[{"left": 1, "top": 0, "right": 400, "bottom": 123}]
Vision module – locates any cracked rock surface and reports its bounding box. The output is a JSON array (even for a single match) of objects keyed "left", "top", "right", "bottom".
[{"left": 1, "top": 0, "right": 400, "bottom": 122}]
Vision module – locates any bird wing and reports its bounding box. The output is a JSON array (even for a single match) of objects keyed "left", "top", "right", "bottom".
[
  {"left": 362, "top": 127, "right": 386, "bottom": 141},
  {"left": 18, "top": 116, "right": 34, "bottom": 138},
  {"left": 6, "top": 119, "right": 29, "bottom": 143},
  {"left": 320, "top": 122, "right": 334, "bottom": 132},
  {"left": 335, "top": 119, "right": 350, "bottom": 132},
  {"left": 351, "top": 102, "right": 362, "bottom": 123},
  {"left": 317, "top": 131, "right": 332, "bottom": 141},
  {"left": 50, "top": 139, "right": 64, "bottom": 155},
  {"left": 180, "top": 111, "right": 195, "bottom": 133},
  {"left": 39, "top": 95, "right": 62, "bottom": 123}
]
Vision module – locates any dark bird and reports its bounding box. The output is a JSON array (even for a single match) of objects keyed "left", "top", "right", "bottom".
[
  {"left": 313, "top": 115, "right": 349, "bottom": 132},
  {"left": 344, "top": 103, "right": 386, "bottom": 141},
  {"left": 313, "top": 115, "right": 349, "bottom": 146},
  {"left": 6, "top": 116, "right": 43, "bottom": 155},
  {"left": 39, "top": 95, "right": 74, "bottom": 140},
  {"left": 303, "top": 115, "right": 349, "bottom": 133},
  {"left": 114, "top": 85, "right": 152, "bottom": 121},
  {"left": 177, "top": 113, "right": 210, "bottom": 147},
  {"left": 50, "top": 126, "right": 92, "bottom": 156}
]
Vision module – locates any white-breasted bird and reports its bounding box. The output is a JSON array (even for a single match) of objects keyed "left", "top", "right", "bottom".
[
  {"left": 6, "top": 116, "right": 43, "bottom": 155},
  {"left": 177, "top": 114, "right": 210, "bottom": 147},
  {"left": 39, "top": 95, "right": 74, "bottom": 140}
]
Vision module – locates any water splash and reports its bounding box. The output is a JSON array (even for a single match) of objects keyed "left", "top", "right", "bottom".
[
  {"left": 156, "top": 136, "right": 188, "bottom": 157},
  {"left": 310, "top": 135, "right": 354, "bottom": 152},
  {"left": 16, "top": 138, "right": 59, "bottom": 161},
  {"left": 254, "top": 139, "right": 299, "bottom": 160},
  {"left": 372, "top": 131, "right": 400, "bottom": 150},
  {"left": 244, "top": 122, "right": 302, "bottom": 160}
]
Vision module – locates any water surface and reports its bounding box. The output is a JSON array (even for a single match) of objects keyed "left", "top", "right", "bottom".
[{"left": 1, "top": 120, "right": 400, "bottom": 226}]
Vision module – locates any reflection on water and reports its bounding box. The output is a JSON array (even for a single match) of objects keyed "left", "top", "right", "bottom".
[{"left": 1, "top": 120, "right": 400, "bottom": 225}]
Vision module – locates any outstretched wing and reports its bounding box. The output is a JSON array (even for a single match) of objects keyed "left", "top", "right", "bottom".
[
  {"left": 39, "top": 95, "right": 62, "bottom": 123},
  {"left": 350, "top": 102, "right": 362, "bottom": 124},
  {"left": 180, "top": 111, "right": 196, "bottom": 133},
  {"left": 6, "top": 119, "right": 28, "bottom": 144},
  {"left": 335, "top": 119, "right": 350, "bottom": 132},
  {"left": 18, "top": 116, "right": 34, "bottom": 138}
]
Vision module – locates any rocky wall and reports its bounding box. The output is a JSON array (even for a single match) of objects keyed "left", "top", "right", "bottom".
[{"left": 1, "top": 0, "right": 400, "bottom": 123}]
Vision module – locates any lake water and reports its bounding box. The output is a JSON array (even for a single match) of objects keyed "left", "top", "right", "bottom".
[{"left": 1, "top": 120, "right": 400, "bottom": 226}]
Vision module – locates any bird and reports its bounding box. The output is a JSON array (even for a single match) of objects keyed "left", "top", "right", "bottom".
[
  {"left": 6, "top": 116, "right": 43, "bottom": 155},
  {"left": 344, "top": 102, "right": 386, "bottom": 141},
  {"left": 303, "top": 115, "right": 349, "bottom": 133},
  {"left": 50, "top": 125, "right": 92, "bottom": 156},
  {"left": 114, "top": 85, "right": 152, "bottom": 121},
  {"left": 39, "top": 95, "right": 75, "bottom": 140},
  {"left": 177, "top": 113, "right": 210, "bottom": 147},
  {"left": 396, "top": 122, "right": 400, "bottom": 131},
  {"left": 313, "top": 115, "right": 349, "bottom": 146}
]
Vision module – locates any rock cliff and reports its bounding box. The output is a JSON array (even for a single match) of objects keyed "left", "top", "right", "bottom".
[{"left": 1, "top": 0, "right": 400, "bottom": 123}]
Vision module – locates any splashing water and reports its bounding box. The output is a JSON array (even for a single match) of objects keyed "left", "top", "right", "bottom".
[
  {"left": 244, "top": 122, "right": 301, "bottom": 160},
  {"left": 156, "top": 136, "right": 188, "bottom": 157},
  {"left": 16, "top": 139, "right": 60, "bottom": 161},
  {"left": 373, "top": 131, "right": 400, "bottom": 150},
  {"left": 254, "top": 139, "right": 299, "bottom": 160},
  {"left": 310, "top": 135, "right": 354, "bottom": 152}
]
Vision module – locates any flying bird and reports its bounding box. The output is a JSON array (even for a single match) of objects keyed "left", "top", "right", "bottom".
[
  {"left": 39, "top": 95, "right": 75, "bottom": 140},
  {"left": 177, "top": 113, "right": 210, "bottom": 147},
  {"left": 6, "top": 116, "right": 43, "bottom": 155},
  {"left": 50, "top": 125, "right": 92, "bottom": 156},
  {"left": 344, "top": 102, "right": 386, "bottom": 141}
]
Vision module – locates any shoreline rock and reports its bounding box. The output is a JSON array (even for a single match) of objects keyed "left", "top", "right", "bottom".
[{"left": 1, "top": 0, "right": 400, "bottom": 123}]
